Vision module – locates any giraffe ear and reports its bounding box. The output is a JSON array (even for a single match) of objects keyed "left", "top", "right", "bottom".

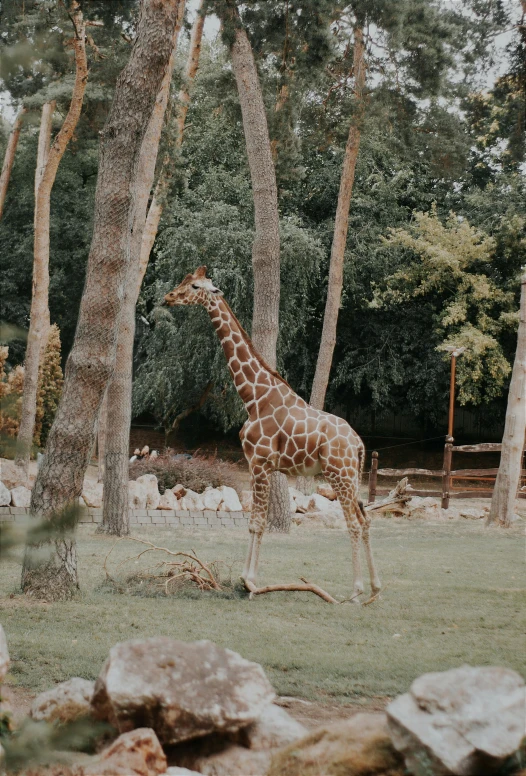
[{"left": 195, "top": 265, "right": 207, "bottom": 278}]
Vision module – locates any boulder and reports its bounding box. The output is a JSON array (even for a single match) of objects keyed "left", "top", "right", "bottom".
[
  {"left": 0, "top": 625, "right": 9, "bottom": 683},
  {"left": 129, "top": 480, "right": 148, "bottom": 510},
  {"left": 217, "top": 486, "right": 242, "bottom": 512},
  {"left": 172, "top": 484, "right": 186, "bottom": 499},
  {"left": 293, "top": 493, "right": 311, "bottom": 513},
  {"left": 307, "top": 494, "right": 334, "bottom": 513},
  {"left": 159, "top": 490, "right": 179, "bottom": 510},
  {"left": 31, "top": 677, "right": 94, "bottom": 724},
  {"left": 268, "top": 712, "right": 404, "bottom": 776},
  {"left": 0, "top": 458, "right": 35, "bottom": 490},
  {"left": 202, "top": 487, "right": 223, "bottom": 511},
  {"left": 237, "top": 703, "right": 307, "bottom": 750},
  {"left": 193, "top": 746, "right": 272, "bottom": 776},
  {"left": 316, "top": 483, "right": 337, "bottom": 501},
  {"left": 180, "top": 488, "right": 205, "bottom": 511},
  {"left": 387, "top": 665, "right": 526, "bottom": 776},
  {"left": 84, "top": 728, "right": 166, "bottom": 776},
  {"left": 10, "top": 485, "right": 31, "bottom": 508},
  {"left": 91, "top": 637, "right": 275, "bottom": 745},
  {"left": 81, "top": 481, "right": 103, "bottom": 508},
  {"left": 240, "top": 490, "right": 252, "bottom": 511},
  {"left": 0, "top": 481, "right": 10, "bottom": 506},
  {"left": 137, "top": 474, "right": 161, "bottom": 510},
  {"left": 409, "top": 496, "right": 441, "bottom": 519},
  {"left": 164, "top": 769, "right": 203, "bottom": 776}
]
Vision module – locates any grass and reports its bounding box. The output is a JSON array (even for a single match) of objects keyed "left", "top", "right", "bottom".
[{"left": 0, "top": 520, "right": 524, "bottom": 702}]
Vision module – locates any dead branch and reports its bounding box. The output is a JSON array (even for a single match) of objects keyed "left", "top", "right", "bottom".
[
  {"left": 365, "top": 477, "right": 412, "bottom": 515},
  {"left": 243, "top": 577, "right": 339, "bottom": 604}
]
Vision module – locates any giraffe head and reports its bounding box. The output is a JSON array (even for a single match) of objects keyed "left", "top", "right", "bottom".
[{"left": 164, "top": 266, "right": 223, "bottom": 307}]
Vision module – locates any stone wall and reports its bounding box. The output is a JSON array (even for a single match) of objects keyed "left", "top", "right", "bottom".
[{"left": 0, "top": 506, "right": 251, "bottom": 529}]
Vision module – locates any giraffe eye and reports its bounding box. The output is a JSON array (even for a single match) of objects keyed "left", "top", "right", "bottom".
[{"left": 191, "top": 284, "right": 199, "bottom": 290}]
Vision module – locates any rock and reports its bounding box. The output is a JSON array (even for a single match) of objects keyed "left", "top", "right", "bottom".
[
  {"left": 409, "top": 496, "right": 441, "bottom": 519},
  {"left": 387, "top": 665, "right": 526, "bottom": 776},
  {"left": 165, "top": 769, "right": 203, "bottom": 776},
  {"left": 91, "top": 637, "right": 275, "bottom": 744},
  {"left": 129, "top": 480, "right": 148, "bottom": 510},
  {"left": 10, "top": 485, "right": 31, "bottom": 508},
  {"left": 0, "top": 481, "right": 10, "bottom": 506},
  {"left": 172, "top": 484, "right": 186, "bottom": 499},
  {"left": 307, "top": 494, "right": 334, "bottom": 513},
  {"left": 217, "top": 486, "right": 242, "bottom": 512},
  {"left": 81, "top": 481, "right": 103, "bottom": 508},
  {"left": 293, "top": 493, "right": 311, "bottom": 513},
  {"left": 31, "top": 677, "right": 94, "bottom": 724},
  {"left": 0, "top": 625, "right": 10, "bottom": 683},
  {"left": 203, "top": 487, "right": 223, "bottom": 511},
  {"left": 180, "top": 488, "right": 205, "bottom": 511},
  {"left": 85, "top": 728, "right": 166, "bottom": 776},
  {"left": 459, "top": 507, "right": 485, "bottom": 520},
  {"left": 316, "top": 483, "right": 337, "bottom": 501},
  {"left": 193, "top": 746, "right": 272, "bottom": 776},
  {"left": 268, "top": 712, "right": 404, "bottom": 776},
  {"left": 237, "top": 703, "right": 307, "bottom": 750},
  {"left": 0, "top": 458, "right": 35, "bottom": 489},
  {"left": 159, "top": 490, "right": 179, "bottom": 510},
  {"left": 137, "top": 474, "right": 161, "bottom": 510},
  {"left": 240, "top": 490, "right": 252, "bottom": 511}
]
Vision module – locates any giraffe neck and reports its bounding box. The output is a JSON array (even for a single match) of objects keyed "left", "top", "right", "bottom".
[{"left": 206, "top": 297, "right": 281, "bottom": 411}]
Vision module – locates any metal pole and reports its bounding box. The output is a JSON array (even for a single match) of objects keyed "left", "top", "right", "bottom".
[{"left": 448, "top": 354, "right": 456, "bottom": 438}]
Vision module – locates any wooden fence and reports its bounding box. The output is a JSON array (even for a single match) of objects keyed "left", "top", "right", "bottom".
[{"left": 367, "top": 438, "right": 526, "bottom": 508}]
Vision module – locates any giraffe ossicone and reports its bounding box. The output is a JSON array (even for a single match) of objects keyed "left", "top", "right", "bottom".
[{"left": 164, "top": 267, "right": 380, "bottom": 599}]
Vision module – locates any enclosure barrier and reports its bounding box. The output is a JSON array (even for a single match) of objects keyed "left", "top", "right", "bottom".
[{"left": 368, "top": 439, "right": 526, "bottom": 509}]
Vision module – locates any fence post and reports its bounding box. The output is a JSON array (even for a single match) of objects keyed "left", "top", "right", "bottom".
[
  {"left": 368, "top": 451, "right": 378, "bottom": 504},
  {"left": 441, "top": 436, "right": 453, "bottom": 509}
]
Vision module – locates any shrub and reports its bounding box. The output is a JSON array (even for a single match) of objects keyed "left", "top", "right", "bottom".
[{"left": 129, "top": 452, "right": 239, "bottom": 493}]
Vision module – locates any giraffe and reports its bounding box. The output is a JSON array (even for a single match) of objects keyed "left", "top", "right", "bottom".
[{"left": 164, "top": 266, "right": 381, "bottom": 599}]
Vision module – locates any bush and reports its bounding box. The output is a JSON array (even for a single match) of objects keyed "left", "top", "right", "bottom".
[{"left": 129, "top": 452, "right": 240, "bottom": 494}]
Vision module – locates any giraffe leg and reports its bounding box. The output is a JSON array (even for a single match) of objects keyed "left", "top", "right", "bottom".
[
  {"left": 323, "top": 470, "right": 364, "bottom": 600},
  {"left": 359, "top": 500, "right": 381, "bottom": 595},
  {"left": 242, "top": 463, "right": 271, "bottom": 586}
]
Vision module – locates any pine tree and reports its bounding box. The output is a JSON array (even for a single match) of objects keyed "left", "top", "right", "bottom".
[{"left": 34, "top": 325, "right": 63, "bottom": 449}]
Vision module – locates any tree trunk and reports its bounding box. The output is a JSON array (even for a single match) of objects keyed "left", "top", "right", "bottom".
[
  {"left": 16, "top": 1, "right": 89, "bottom": 479},
  {"left": 309, "top": 26, "right": 366, "bottom": 411},
  {"left": 487, "top": 272, "right": 526, "bottom": 528},
  {"left": 23, "top": 0, "right": 183, "bottom": 600},
  {"left": 229, "top": 8, "right": 290, "bottom": 532},
  {"left": 100, "top": 3, "right": 185, "bottom": 537},
  {"left": 97, "top": 387, "right": 108, "bottom": 482},
  {"left": 0, "top": 106, "right": 27, "bottom": 220}
]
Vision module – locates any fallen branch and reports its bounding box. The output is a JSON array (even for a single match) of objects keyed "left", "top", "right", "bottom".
[
  {"left": 365, "top": 477, "right": 412, "bottom": 515},
  {"left": 243, "top": 577, "right": 339, "bottom": 604}
]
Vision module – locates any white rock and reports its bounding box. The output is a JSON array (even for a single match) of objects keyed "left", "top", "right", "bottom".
[
  {"left": 91, "top": 637, "right": 275, "bottom": 745},
  {"left": 307, "top": 494, "right": 333, "bottom": 513},
  {"left": 165, "top": 769, "right": 203, "bottom": 776},
  {"left": 218, "top": 486, "right": 242, "bottom": 512},
  {"left": 288, "top": 487, "right": 304, "bottom": 500},
  {"left": 180, "top": 488, "right": 205, "bottom": 511},
  {"left": 202, "top": 487, "right": 223, "bottom": 511},
  {"left": 193, "top": 746, "right": 272, "bottom": 776},
  {"left": 0, "top": 625, "right": 10, "bottom": 683},
  {"left": 129, "top": 480, "right": 147, "bottom": 510},
  {"left": 10, "top": 485, "right": 31, "bottom": 508},
  {"left": 137, "top": 474, "right": 161, "bottom": 510},
  {"left": 240, "top": 704, "right": 307, "bottom": 750},
  {"left": 31, "top": 677, "right": 94, "bottom": 724},
  {"left": 159, "top": 490, "right": 179, "bottom": 510},
  {"left": 0, "top": 481, "right": 10, "bottom": 506},
  {"left": 240, "top": 490, "right": 252, "bottom": 511},
  {"left": 387, "top": 665, "right": 526, "bottom": 776},
  {"left": 293, "top": 493, "right": 311, "bottom": 513},
  {"left": 85, "top": 727, "right": 166, "bottom": 776},
  {"left": 81, "top": 481, "right": 103, "bottom": 508}
]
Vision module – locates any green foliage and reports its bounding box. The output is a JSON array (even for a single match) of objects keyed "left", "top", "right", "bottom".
[
  {"left": 372, "top": 208, "right": 518, "bottom": 405},
  {"left": 34, "top": 323, "right": 63, "bottom": 448}
]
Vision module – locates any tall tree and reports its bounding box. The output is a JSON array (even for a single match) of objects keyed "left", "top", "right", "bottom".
[
  {"left": 23, "top": 0, "right": 183, "bottom": 600},
  {"left": 309, "top": 23, "right": 366, "bottom": 410},
  {"left": 487, "top": 271, "right": 526, "bottom": 528},
  {"left": 224, "top": 1, "right": 290, "bottom": 532},
  {"left": 15, "top": 0, "right": 88, "bottom": 479},
  {"left": 100, "top": 0, "right": 186, "bottom": 536},
  {"left": 0, "top": 107, "right": 27, "bottom": 220}
]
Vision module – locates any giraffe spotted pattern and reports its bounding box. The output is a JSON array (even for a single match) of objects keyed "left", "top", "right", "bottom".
[{"left": 164, "top": 267, "right": 380, "bottom": 599}]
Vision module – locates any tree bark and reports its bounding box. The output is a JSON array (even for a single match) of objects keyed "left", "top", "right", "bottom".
[
  {"left": 309, "top": 26, "right": 366, "bottom": 411},
  {"left": 229, "top": 7, "right": 290, "bottom": 532},
  {"left": 99, "top": 2, "right": 185, "bottom": 536},
  {"left": 0, "top": 106, "right": 27, "bottom": 220},
  {"left": 97, "top": 387, "right": 108, "bottom": 482},
  {"left": 16, "top": 1, "right": 89, "bottom": 479},
  {"left": 23, "top": 0, "right": 183, "bottom": 599},
  {"left": 487, "top": 272, "right": 526, "bottom": 528}
]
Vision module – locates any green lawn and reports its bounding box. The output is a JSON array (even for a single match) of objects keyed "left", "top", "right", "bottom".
[{"left": 1, "top": 520, "right": 524, "bottom": 702}]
